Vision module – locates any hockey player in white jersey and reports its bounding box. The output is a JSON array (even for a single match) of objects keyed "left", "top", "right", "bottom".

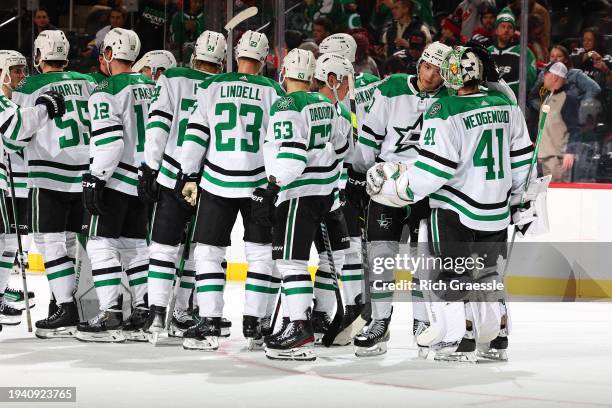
[
  {"left": 133, "top": 50, "right": 177, "bottom": 81},
  {"left": 176, "top": 30, "right": 285, "bottom": 351},
  {"left": 252, "top": 51, "right": 351, "bottom": 361},
  {"left": 368, "top": 46, "right": 533, "bottom": 362},
  {"left": 0, "top": 49, "right": 65, "bottom": 325},
  {"left": 140, "top": 30, "right": 227, "bottom": 342},
  {"left": 9, "top": 31, "right": 95, "bottom": 339},
  {"left": 348, "top": 41, "right": 451, "bottom": 357},
  {"left": 76, "top": 28, "right": 155, "bottom": 343}
]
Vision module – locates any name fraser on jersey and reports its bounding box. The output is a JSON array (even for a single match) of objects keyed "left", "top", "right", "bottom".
[
  {"left": 463, "top": 110, "right": 510, "bottom": 130},
  {"left": 131, "top": 87, "right": 154, "bottom": 102},
  {"left": 219, "top": 85, "right": 262, "bottom": 101}
]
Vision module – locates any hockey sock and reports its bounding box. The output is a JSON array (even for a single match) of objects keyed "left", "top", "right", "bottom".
[
  {"left": 277, "top": 259, "right": 312, "bottom": 321},
  {"left": 174, "top": 256, "right": 195, "bottom": 311},
  {"left": 0, "top": 233, "right": 15, "bottom": 296},
  {"left": 87, "top": 237, "right": 122, "bottom": 310},
  {"left": 35, "top": 232, "right": 75, "bottom": 304},
  {"left": 368, "top": 241, "right": 397, "bottom": 320},
  {"left": 340, "top": 237, "right": 363, "bottom": 306},
  {"left": 147, "top": 242, "right": 181, "bottom": 307},
  {"left": 264, "top": 264, "right": 281, "bottom": 317},
  {"left": 313, "top": 249, "right": 343, "bottom": 313},
  {"left": 243, "top": 242, "right": 276, "bottom": 317},
  {"left": 120, "top": 238, "right": 149, "bottom": 306},
  {"left": 194, "top": 244, "right": 226, "bottom": 318}
]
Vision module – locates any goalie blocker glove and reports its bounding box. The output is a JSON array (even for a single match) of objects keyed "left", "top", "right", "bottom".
[
  {"left": 251, "top": 182, "right": 280, "bottom": 228},
  {"left": 35, "top": 90, "right": 66, "bottom": 119},
  {"left": 137, "top": 163, "right": 159, "bottom": 203},
  {"left": 82, "top": 174, "right": 107, "bottom": 215}
]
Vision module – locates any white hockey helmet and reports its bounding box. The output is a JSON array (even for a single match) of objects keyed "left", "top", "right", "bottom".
[
  {"left": 33, "top": 30, "right": 69, "bottom": 71},
  {"left": 441, "top": 46, "right": 483, "bottom": 90},
  {"left": 319, "top": 33, "right": 357, "bottom": 63},
  {"left": 192, "top": 30, "right": 227, "bottom": 67},
  {"left": 314, "top": 53, "right": 354, "bottom": 88},
  {"left": 281, "top": 48, "right": 316, "bottom": 83},
  {"left": 132, "top": 50, "right": 177, "bottom": 74},
  {"left": 235, "top": 30, "right": 269, "bottom": 64},
  {"left": 102, "top": 28, "right": 141, "bottom": 63},
  {"left": 0, "top": 50, "right": 27, "bottom": 87},
  {"left": 417, "top": 41, "right": 452, "bottom": 75}
]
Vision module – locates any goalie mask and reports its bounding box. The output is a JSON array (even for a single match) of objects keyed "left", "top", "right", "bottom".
[
  {"left": 192, "top": 30, "right": 227, "bottom": 67},
  {"left": 441, "top": 46, "right": 483, "bottom": 90},
  {"left": 281, "top": 48, "right": 316, "bottom": 84},
  {"left": 319, "top": 33, "right": 357, "bottom": 63},
  {"left": 33, "top": 30, "right": 69, "bottom": 72}
]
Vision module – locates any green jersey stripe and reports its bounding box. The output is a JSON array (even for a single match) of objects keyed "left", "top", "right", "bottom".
[
  {"left": 94, "top": 136, "right": 122, "bottom": 147},
  {"left": 202, "top": 171, "right": 267, "bottom": 188},
  {"left": 184, "top": 134, "right": 209, "bottom": 148},
  {"left": 245, "top": 284, "right": 278, "bottom": 294},
  {"left": 159, "top": 166, "right": 177, "bottom": 180},
  {"left": 29, "top": 172, "right": 82, "bottom": 184},
  {"left": 283, "top": 287, "right": 313, "bottom": 295},
  {"left": 277, "top": 152, "right": 307, "bottom": 163},
  {"left": 196, "top": 285, "right": 225, "bottom": 293},
  {"left": 129, "top": 276, "right": 148, "bottom": 286},
  {"left": 414, "top": 161, "right": 453, "bottom": 180},
  {"left": 358, "top": 136, "right": 380, "bottom": 149},
  {"left": 430, "top": 193, "right": 510, "bottom": 221},
  {"left": 280, "top": 172, "right": 340, "bottom": 191},
  {"left": 47, "top": 267, "right": 75, "bottom": 281},
  {"left": 94, "top": 278, "right": 122, "bottom": 287},
  {"left": 9, "top": 109, "right": 22, "bottom": 140},
  {"left": 148, "top": 271, "right": 174, "bottom": 280},
  {"left": 511, "top": 159, "right": 531, "bottom": 169},
  {"left": 146, "top": 121, "right": 171, "bottom": 133},
  {"left": 111, "top": 172, "right": 138, "bottom": 186}
]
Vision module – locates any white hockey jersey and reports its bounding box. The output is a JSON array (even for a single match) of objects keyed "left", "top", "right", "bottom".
[
  {"left": 408, "top": 90, "right": 534, "bottom": 231},
  {"left": 0, "top": 93, "right": 51, "bottom": 193},
  {"left": 5, "top": 152, "right": 28, "bottom": 198},
  {"left": 264, "top": 91, "right": 350, "bottom": 205},
  {"left": 88, "top": 73, "right": 156, "bottom": 196},
  {"left": 351, "top": 73, "right": 448, "bottom": 173},
  {"left": 145, "top": 67, "right": 214, "bottom": 189},
  {"left": 179, "top": 72, "right": 285, "bottom": 198},
  {"left": 11, "top": 71, "right": 96, "bottom": 193}
]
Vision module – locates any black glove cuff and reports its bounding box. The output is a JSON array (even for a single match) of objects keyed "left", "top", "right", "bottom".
[{"left": 266, "top": 182, "right": 281, "bottom": 195}]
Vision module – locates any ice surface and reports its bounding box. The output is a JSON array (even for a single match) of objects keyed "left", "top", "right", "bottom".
[{"left": 1, "top": 274, "right": 611, "bottom": 408}]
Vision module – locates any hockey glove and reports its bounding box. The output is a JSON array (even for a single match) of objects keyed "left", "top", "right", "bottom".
[
  {"left": 137, "top": 163, "right": 160, "bottom": 203},
  {"left": 35, "top": 90, "right": 66, "bottom": 119},
  {"left": 82, "top": 174, "right": 107, "bottom": 216},
  {"left": 345, "top": 167, "right": 368, "bottom": 211},
  {"left": 175, "top": 172, "right": 200, "bottom": 208},
  {"left": 251, "top": 182, "right": 280, "bottom": 228},
  {"left": 465, "top": 40, "right": 499, "bottom": 82}
]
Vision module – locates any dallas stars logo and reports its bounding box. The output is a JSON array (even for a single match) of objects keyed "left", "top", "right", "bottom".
[{"left": 393, "top": 114, "right": 423, "bottom": 154}]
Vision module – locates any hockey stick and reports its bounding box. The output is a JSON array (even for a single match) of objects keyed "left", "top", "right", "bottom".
[
  {"left": 165, "top": 215, "right": 195, "bottom": 331},
  {"left": 504, "top": 96, "right": 552, "bottom": 273},
  {"left": 254, "top": 2, "right": 302, "bottom": 32},
  {"left": 225, "top": 6, "right": 259, "bottom": 32},
  {"left": 6, "top": 154, "right": 32, "bottom": 332},
  {"left": 320, "top": 220, "right": 344, "bottom": 347}
]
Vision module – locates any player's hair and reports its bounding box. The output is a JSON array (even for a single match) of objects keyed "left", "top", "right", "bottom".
[
  {"left": 43, "top": 60, "right": 67, "bottom": 69},
  {"left": 110, "top": 7, "right": 127, "bottom": 17},
  {"left": 396, "top": 0, "right": 413, "bottom": 12},
  {"left": 313, "top": 17, "right": 333, "bottom": 34}
]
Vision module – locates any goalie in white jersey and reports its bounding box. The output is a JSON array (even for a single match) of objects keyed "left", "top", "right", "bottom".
[
  {"left": 8, "top": 31, "right": 95, "bottom": 339},
  {"left": 0, "top": 49, "right": 65, "bottom": 326},
  {"left": 176, "top": 31, "right": 285, "bottom": 351},
  {"left": 139, "top": 31, "right": 228, "bottom": 342},
  {"left": 251, "top": 51, "right": 351, "bottom": 361},
  {"left": 76, "top": 28, "right": 155, "bottom": 343},
  {"left": 369, "top": 46, "right": 534, "bottom": 362}
]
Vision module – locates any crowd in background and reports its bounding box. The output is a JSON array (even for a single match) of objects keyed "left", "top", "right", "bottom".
[{"left": 0, "top": 0, "right": 610, "bottom": 182}]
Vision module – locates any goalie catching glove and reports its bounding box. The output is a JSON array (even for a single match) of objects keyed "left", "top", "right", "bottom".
[
  {"left": 367, "top": 162, "right": 414, "bottom": 208},
  {"left": 510, "top": 175, "right": 552, "bottom": 236}
]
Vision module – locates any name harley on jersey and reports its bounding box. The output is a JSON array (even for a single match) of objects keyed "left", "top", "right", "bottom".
[{"left": 50, "top": 83, "right": 86, "bottom": 97}]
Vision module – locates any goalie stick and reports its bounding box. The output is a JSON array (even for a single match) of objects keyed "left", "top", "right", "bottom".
[
  {"left": 320, "top": 221, "right": 344, "bottom": 347},
  {"left": 6, "top": 154, "right": 32, "bottom": 332}
]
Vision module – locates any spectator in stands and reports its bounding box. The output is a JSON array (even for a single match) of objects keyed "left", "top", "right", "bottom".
[
  {"left": 394, "top": 31, "right": 426, "bottom": 75},
  {"left": 537, "top": 62, "right": 581, "bottom": 182},
  {"left": 529, "top": 45, "right": 601, "bottom": 112},
  {"left": 344, "top": 0, "right": 362, "bottom": 30},
  {"left": 570, "top": 27, "right": 612, "bottom": 91},
  {"left": 135, "top": 0, "right": 170, "bottom": 54},
  {"left": 470, "top": 3, "right": 496, "bottom": 48},
  {"left": 34, "top": 8, "right": 57, "bottom": 35},
  {"left": 170, "top": 0, "right": 205, "bottom": 64},
  {"left": 382, "top": 0, "right": 431, "bottom": 58},
  {"left": 508, "top": 0, "right": 551, "bottom": 51},
  {"left": 488, "top": 7, "right": 536, "bottom": 99},
  {"left": 454, "top": 0, "right": 495, "bottom": 40},
  {"left": 528, "top": 14, "right": 548, "bottom": 68},
  {"left": 298, "top": 41, "right": 320, "bottom": 59},
  {"left": 382, "top": 54, "right": 407, "bottom": 77},
  {"left": 353, "top": 32, "right": 380, "bottom": 77},
  {"left": 95, "top": 7, "right": 126, "bottom": 51},
  {"left": 437, "top": 13, "right": 465, "bottom": 46},
  {"left": 369, "top": 0, "right": 393, "bottom": 40},
  {"left": 304, "top": 0, "right": 347, "bottom": 32},
  {"left": 312, "top": 17, "right": 333, "bottom": 45}
]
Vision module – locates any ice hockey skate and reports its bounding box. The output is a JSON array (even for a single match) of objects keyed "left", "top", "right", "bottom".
[
  {"left": 0, "top": 300, "right": 22, "bottom": 325},
  {"left": 265, "top": 319, "right": 316, "bottom": 361},
  {"left": 169, "top": 308, "right": 195, "bottom": 338},
  {"left": 433, "top": 335, "right": 477, "bottom": 363},
  {"left": 243, "top": 315, "right": 265, "bottom": 350},
  {"left": 332, "top": 296, "right": 367, "bottom": 346},
  {"left": 312, "top": 310, "right": 331, "bottom": 345},
  {"left": 354, "top": 316, "right": 391, "bottom": 357},
  {"left": 477, "top": 330, "right": 509, "bottom": 361},
  {"left": 123, "top": 304, "right": 149, "bottom": 342},
  {"left": 35, "top": 301, "right": 78, "bottom": 339},
  {"left": 144, "top": 305, "right": 167, "bottom": 345},
  {"left": 75, "top": 307, "right": 125, "bottom": 343},
  {"left": 3, "top": 287, "right": 35, "bottom": 310},
  {"left": 182, "top": 317, "right": 220, "bottom": 351}
]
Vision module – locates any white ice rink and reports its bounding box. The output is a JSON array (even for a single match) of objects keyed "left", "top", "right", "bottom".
[{"left": 1, "top": 273, "right": 612, "bottom": 408}]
